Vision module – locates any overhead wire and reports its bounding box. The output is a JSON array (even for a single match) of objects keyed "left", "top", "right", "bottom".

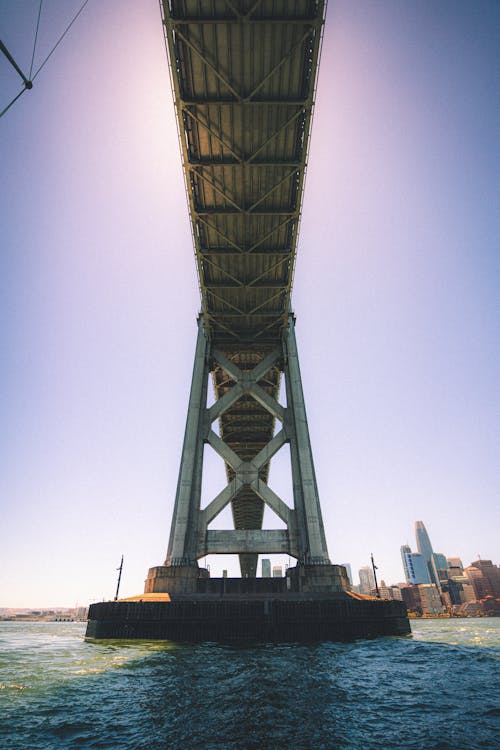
[
  {"left": 0, "top": 87, "right": 27, "bottom": 119},
  {"left": 29, "top": 0, "right": 44, "bottom": 80},
  {"left": 32, "top": 0, "right": 91, "bottom": 81},
  {"left": 0, "top": 0, "right": 91, "bottom": 119}
]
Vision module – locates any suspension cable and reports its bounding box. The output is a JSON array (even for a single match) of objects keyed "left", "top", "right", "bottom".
[
  {"left": 32, "top": 0, "right": 90, "bottom": 81},
  {"left": 29, "top": 0, "right": 44, "bottom": 80},
  {"left": 0, "top": 88, "right": 27, "bottom": 119}
]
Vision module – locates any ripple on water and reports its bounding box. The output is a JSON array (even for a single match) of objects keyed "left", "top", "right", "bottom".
[{"left": 0, "top": 621, "right": 498, "bottom": 750}]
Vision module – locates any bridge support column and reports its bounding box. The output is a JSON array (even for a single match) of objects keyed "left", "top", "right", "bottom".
[
  {"left": 284, "top": 314, "right": 330, "bottom": 566},
  {"left": 282, "top": 315, "right": 347, "bottom": 593},
  {"left": 145, "top": 314, "right": 348, "bottom": 595},
  {"left": 145, "top": 316, "right": 210, "bottom": 594}
]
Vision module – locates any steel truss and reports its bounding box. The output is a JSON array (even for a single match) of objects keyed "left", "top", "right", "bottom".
[
  {"left": 160, "top": 0, "right": 326, "bottom": 343},
  {"left": 165, "top": 315, "right": 331, "bottom": 570}
]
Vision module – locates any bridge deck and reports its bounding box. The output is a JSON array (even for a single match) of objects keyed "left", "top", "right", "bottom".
[{"left": 162, "top": 0, "right": 325, "bottom": 344}]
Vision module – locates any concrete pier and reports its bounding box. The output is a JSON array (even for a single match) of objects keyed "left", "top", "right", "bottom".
[{"left": 86, "top": 578, "right": 410, "bottom": 642}]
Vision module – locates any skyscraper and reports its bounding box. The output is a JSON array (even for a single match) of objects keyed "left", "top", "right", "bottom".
[
  {"left": 415, "top": 521, "right": 438, "bottom": 586},
  {"left": 401, "top": 549, "right": 431, "bottom": 585},
  {"left": 401, "top": 545, "right": 411, "bottom": 582},
  {"left": 359, "top": 566, "right": 375, "bottom": 595},
  {"left": 261, "top": 559, "right": 271, "bottom": 578},
  {"left": 432, "top": 552, "right": 449, "bottom": 585}
]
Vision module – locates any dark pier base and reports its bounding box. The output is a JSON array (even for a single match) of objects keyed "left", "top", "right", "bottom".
[{"left": 86, "top": 580, "right": 410, "bottom": 642}]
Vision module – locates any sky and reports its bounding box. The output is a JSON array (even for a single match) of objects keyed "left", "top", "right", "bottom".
[{"left": 1, "top": 0, "right": 498, "bottom": 607}]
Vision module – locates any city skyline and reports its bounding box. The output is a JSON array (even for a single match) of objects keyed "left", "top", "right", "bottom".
[{"left": 1, "top": 1, "right": 499, "bottom": 607}]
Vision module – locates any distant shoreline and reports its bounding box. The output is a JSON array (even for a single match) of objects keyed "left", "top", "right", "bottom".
[
  {"left": 0, "top": 617, "right": 88, "bottom": 623},
  {"left": 408, "top": 613, "right": 498, "bottom": 619},
  {"left": 1, "top": 614, "right": 498, "bottom": 623}
]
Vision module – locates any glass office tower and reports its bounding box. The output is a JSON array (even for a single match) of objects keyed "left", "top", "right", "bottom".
[{"left": 415, "top": 520, "right": 438, "bottom": 585}]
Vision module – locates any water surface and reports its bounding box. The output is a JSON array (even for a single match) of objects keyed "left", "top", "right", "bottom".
[{"left": 0, "top": 619, "right": 498, "bottom": 749}]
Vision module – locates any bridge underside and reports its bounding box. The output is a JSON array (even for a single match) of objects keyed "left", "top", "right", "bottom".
[
  {"left": 163, "top": 0, "right": 323, "bottom": 343},
  {"left": 157, "top": 0, "right": 328, "bottom": 578}
]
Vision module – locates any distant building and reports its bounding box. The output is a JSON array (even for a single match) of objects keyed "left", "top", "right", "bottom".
[
  {"left": 441, "top": 577, "right": 475, "bottom": 606},
  {"left": 378, "top": 580, "right": 392, "bottom": 600},
  {"left": 469, "top": 560, "right": 500, "bottom": 598},
  {"left": 464, "top": 565, "right": 489, "bottom": 599},
  {"left": 459, "top": 580, "right": 477, "bottom": 604},
  {"left": 415, "top": 520, "right": 439, "bottom": 586},
  {"left": 390, "top": 585, "right": 403, "bottom": 601},
  {"left": 460, "top": 599, "right": 500, "bottom": 617},
  {"left": 432, "top": 552, "right": 449, "bottom": 585},
  {"left": 359, "top": 566, "right": 375, "bottom": 595},
  {"left": 401, "top": 549, "right": 431, "bottom": 585},
  {"left": 464, "top": 562, "right": 500, "bottom": 600},
  {"left": 447, "top": 564, "right": 464, "bottom": 579},
  {"left": 262, "top": 559, "right": 271, "bottom": 578},
  {"left": 418, "top": 584, "right": 444, "bottom": 615},
  {"left": 447, "top": 557, "right": 463, "bottom": 571},
  {"left": 340, "top": 563, "right": 353, "bottom": 586},
  {"left": 401, "top": 584, "right": 443, "bottom": 615},
  {"left": 370, "top": 582, "right": 402, "bottom": 601},
  {"left": 272, "top": 565, "right": 283, "bottom": 578},
  {"left": 401, "top": 545, "right": 412, "bottom": 582},
  {"left": 400, "top": 585, "right": 421, "bottom": 613}
]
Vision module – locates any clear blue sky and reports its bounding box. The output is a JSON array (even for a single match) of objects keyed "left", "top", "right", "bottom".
[{"left": 1, "top": 1, "right": 498, "bottom": 607}]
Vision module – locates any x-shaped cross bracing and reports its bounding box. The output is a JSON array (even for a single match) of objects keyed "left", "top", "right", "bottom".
[
  {"left": 183, "top": 105, "right": 306, "bottom": 174},
  {"left": 164, "top": 316, "right": 330, "bottom": 569},
  {"left": 198, "top": 347, "right": 297, "bottom": 548},
  {"left": 197, "top": 213, "right": 296, "bottom": 255},
  {"left": 174, "top": 26, "right": 314, "bottom": 104}
]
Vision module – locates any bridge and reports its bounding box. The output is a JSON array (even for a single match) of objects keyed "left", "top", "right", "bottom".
[
  {"left": 144, "top": 0, "right": 334, "bottom": 590},
  {"left": 86, "top": 1, "right": 411, "bottom": 640}
]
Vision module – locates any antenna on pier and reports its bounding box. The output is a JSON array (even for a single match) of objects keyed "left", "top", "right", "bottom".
[
  {"left": 371, "top": 553, "right": 380, "bottom": 598},
  {"left": 114, "top": 555, "right": 124, "bottom": 601}
]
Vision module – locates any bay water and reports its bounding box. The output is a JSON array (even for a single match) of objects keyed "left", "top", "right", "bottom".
[{"left": 0, "top": 618, "right": 498, "bottom": 749}]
